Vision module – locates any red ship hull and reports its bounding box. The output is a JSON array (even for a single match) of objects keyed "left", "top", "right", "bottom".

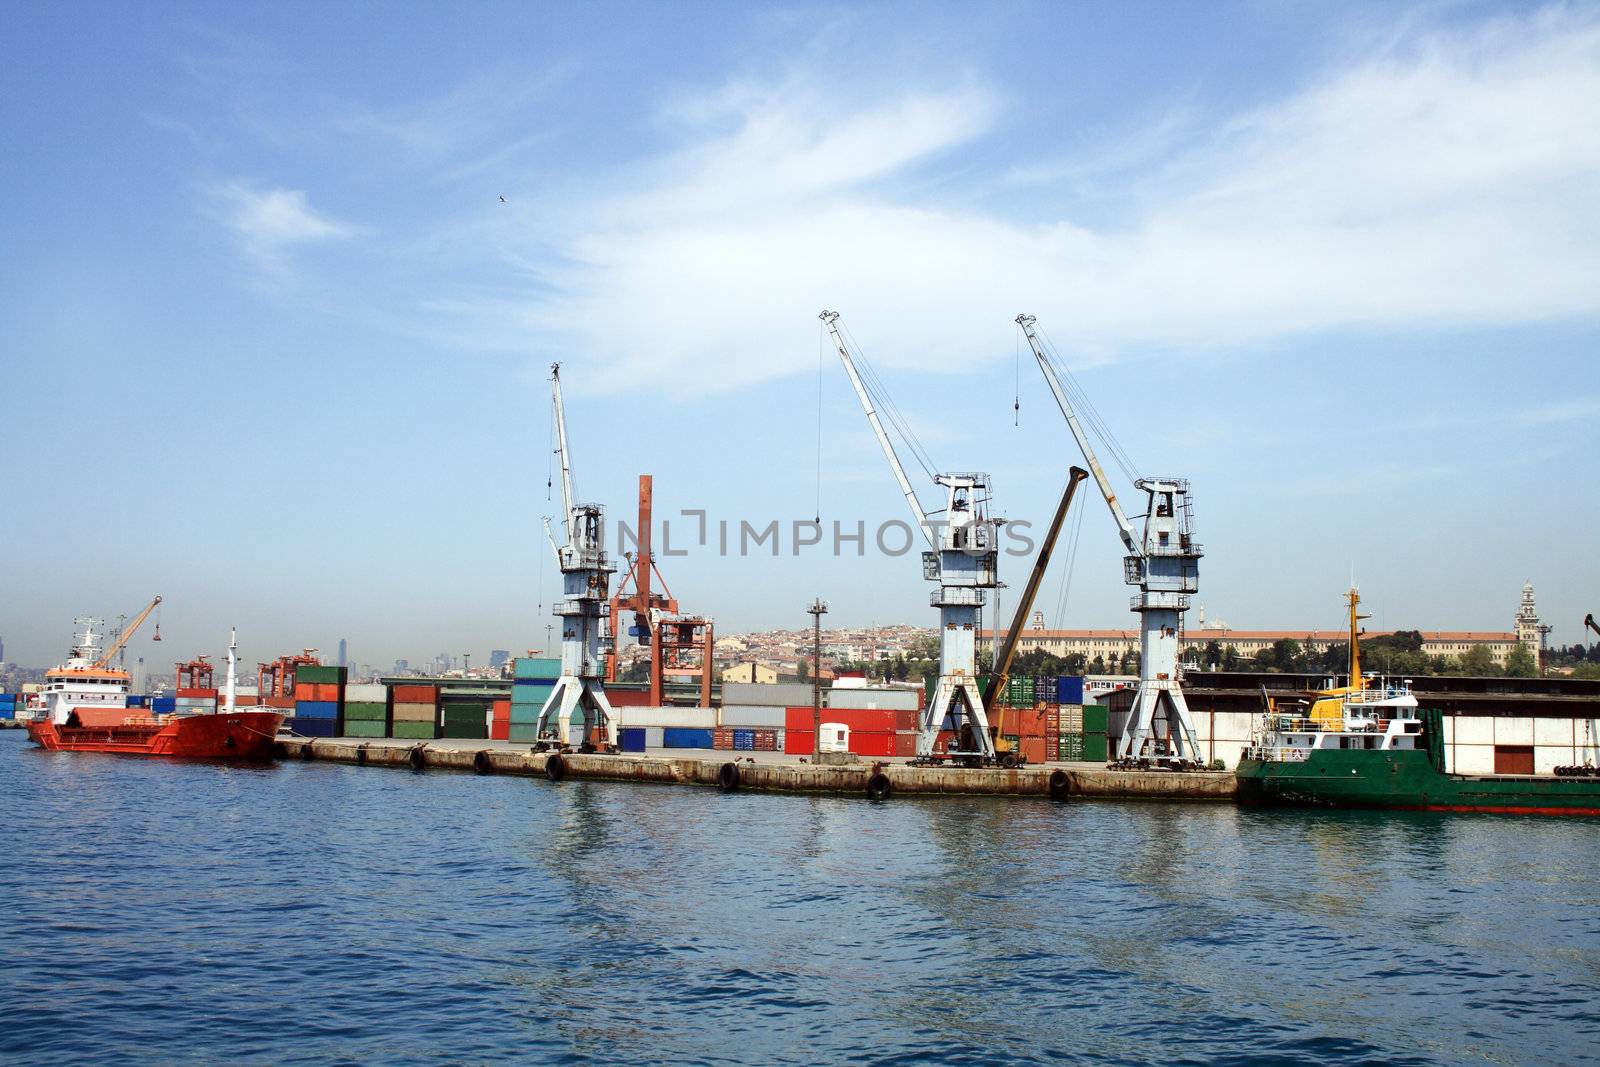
[{"left": 27, "top": 711, "right": 284, "bottom": 760}]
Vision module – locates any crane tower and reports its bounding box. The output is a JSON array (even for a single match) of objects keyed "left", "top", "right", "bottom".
[
  {"left": 535, "top": 363, "right": 619, "bottom": 752},
  {"left": 821, "top": 311, "right": 1001, "bottom": 764},
  {"left": 1017, "top": 314, "right": 1204, "bottom": 765}
]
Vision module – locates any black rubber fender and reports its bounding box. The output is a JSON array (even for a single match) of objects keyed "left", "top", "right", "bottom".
[
  {"left": 866, "top": 771, "right": 892, "bottom": 801},
  {"left": 356, "top": 744, "right": 368, "bottom": 765},
  {"left": 299, "top": 742, "right": 315, "bottom": 761},
  {"left": 408, "top": 745, "right": 427, "bottom": 772},
  {"left": 718, "top": 761, "right": 740, "bottom": 792},
  {"left": 545, "top": 752, "right": 567, "bottom": 782},
  {"left": 473, "top": 749, "right": 493, "bottom": 776},
  {"left": 1048, "top": 769, "right": 1071, "bottom": 801}
]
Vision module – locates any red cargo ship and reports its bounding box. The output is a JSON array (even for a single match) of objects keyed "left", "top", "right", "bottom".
[{"left": 25, "top": 612, "right": 283, "bottom": 761}]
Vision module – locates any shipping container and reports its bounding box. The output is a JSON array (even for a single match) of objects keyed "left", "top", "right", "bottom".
[
  {"left": 290, "top": 717, "right": 337, "bottom": 738},
  {"left": 152, "top": 697, "right": 177, "bottom": 713},
  {"left": 722, "top": 681, "right": 814, "bottom": 707},
  {"left": 1020, "top": 736, "right": 1047, "bottom": 764},
  {"left": 343, "top": 701, "right": 388, "bottom": 722},
  {"left": 294, "top": 700, "right": 339, "bottom": 720},
  {"left": 619, "top": 727, "right": 647, "bottom": 753},
  {"left": 489, "top": 720, "right": 510, "bottom": 741},
  {"left": 1083, "top": 705, "right": 1109, "bottom": 734},
  {"left": 662, "top": 727, "right": 714, "bottom": 749},
  {"left": 604, "top": 688, "right": 651, "bottom": 708},
  {"left": 849, "top": 731, "right": 896, "bottom": 758},
  {"left": 827, "top": 686, "right": 921, "bottom": 712},
  {"left": 295, "top": 664, "right": 346, "bottom": 685},
  {"left": 1056, "top": 676, "right": 1085, "bottom": 705},
  {"left": 718, "top": 704, "right": 788, "bottom": 729},
  {"left": 645, "top": 726, "right": 664, "bottom": 748},
  {"left": 1083, "top": 731, "right": 1108, "bottom": 762},
  {"left": 345, "top": 683, "right": 386, "bottom": 703},
  {"left": 292, "top": 682, "right": 342, "bottom": 703},
  {"left": 391, "top": 720, "right": 438, "bottom": 740},
  {"left": 509, "top": 701, "right": 552, "bottom": 725},
  {"left": 441, "top": 701, "right": 487, "bottom": 723},
  {"left": 713, "top": 728, "right": 734, "bottom": 750},
  {"left": 784, "top": 706, "right": 896, "bottom": 733},
  {"left": 894, "top": 731, "right": 917, "bottom": 757},
  {"left": 1057, "top": 734, "right": 1085, "bottom": 761},
  {"left": 514, "top": 657, "right": 562, "bottom": 680},
  {"left": 507, "top": 723, "right": 544, "bottom": 743},
  {"left": 613, "top": 706, "right": 717, "bottom": 729},
  {"left": 392, "top": 701, "right": 437, "bottom": 723},
  {"left": 754, "top": 729, "right": 778, "bottom": 751},
  {"left": 391, "top": 684, "right": 438, "bottom": 704},
  {"left": 784, "top": 729, "right": 814, "bottom": 755},
  {"left": 344, "top": 719, "right": 386, "bottom": 738},
  {"left": 176, "top": 688, "right": 218, "bottom": 699},
  {"left": 491, "top": 699, "right": 510, "bottom": 721},
  {"left": 441, "top": 721, "right": 488, "bottom": 740}
]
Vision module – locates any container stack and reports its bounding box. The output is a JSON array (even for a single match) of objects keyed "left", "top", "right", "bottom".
[
  {"left": 782, "top": 706, "right": 910, "bottom": 756},
  {"left": 490, "top": 699, "right": 510, "bottom": 741},
  {"left": 1083, "top": 703, "right": 1109, "bottom": 762},
  {"left": 719, "top": 681, "right": 797, "bottom": 752},
  {"left": 509, "top": 657, "right": 559, "bottom": 743},
  {"left": 175, "top": 687, "right": 218, "bottom": 716},
  {"left": 292, "top": 665, "right": 347, "bottom": 738},
  {"left": 152, "top": 696, "right": 177, "bottom": 714},
  {"left": 441, "top": 697, "right": 489, "bottom": 740},
  {"left": 342, "top": 683, "right": 389, "bottom": 739},
  {"left": 390, "top": 684, "right": 438, "bottom": 740},
  {"left": 0, "top": 693, "right": 16, "bottom": 720}
]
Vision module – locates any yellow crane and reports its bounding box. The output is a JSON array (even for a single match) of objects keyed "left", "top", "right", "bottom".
[{"left": 96, "top": 595, "right": 162, "bottom": 669}]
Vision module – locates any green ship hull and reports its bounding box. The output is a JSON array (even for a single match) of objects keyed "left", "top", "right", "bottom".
[{"left": 1237, "top": 747, "right": 1600, "bottom": 815}]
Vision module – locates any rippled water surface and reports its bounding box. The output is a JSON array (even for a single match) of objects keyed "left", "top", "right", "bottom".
[{"left": 3, "top": 731, "right": 1598, "bottom": 1065}]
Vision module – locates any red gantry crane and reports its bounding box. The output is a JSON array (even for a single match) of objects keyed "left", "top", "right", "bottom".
[{"left": 604, "top": 474, "right": 714, "bottom": 707}]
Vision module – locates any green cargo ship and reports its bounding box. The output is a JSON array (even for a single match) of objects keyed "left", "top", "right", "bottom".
[{"left": 1236, "top": 589, "right": 1600, "bottom": 816}]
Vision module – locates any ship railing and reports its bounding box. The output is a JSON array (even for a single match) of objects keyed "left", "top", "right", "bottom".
[{"left": 1246, "top": 745, "right": 1310, "bottom": 762}]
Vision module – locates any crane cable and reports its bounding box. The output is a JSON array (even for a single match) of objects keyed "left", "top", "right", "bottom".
[
  {"left": 815, "top": 325, "right": 825, "bottom": 524},
  {"left": 1050, "top": 483, "right": 1089, "bottom": 632},
  {"left": 837, "top": 320, "right": 939, "bottom": 482},
  {"left": 1033, "top": 322, "right": 1140, "bottom": 485}
]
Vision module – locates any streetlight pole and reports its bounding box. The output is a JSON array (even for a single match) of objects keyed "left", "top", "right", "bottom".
[
  {"left": 463, "top": 653, "right": 471, "bottom": 678},
  {"left": 807, "top": 598, "right": 828, "bottom": 758}
]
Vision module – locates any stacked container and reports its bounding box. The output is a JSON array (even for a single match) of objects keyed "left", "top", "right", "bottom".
[
  {"left": 152, "top": 696, "right": 177, "bottom": 714},
  {"left": 509, "top": 657, "right": 559, "bottom": 743},
  {"left": 1083, "top": 704, "right": 1109, "bottom": 762},
  {"left": 0, "top": 693, "right": 15, "bottom": 720},
  {"left": 292, "top": 665, "right": 347, "bottom": 738},
  {"left": 391, "top": 684, "right": 438, "bottom": 740},
  {"left": 441, "top": 697, "right": 489, "bottom": 740},
  {"left": 343, "top": 682, "right": 389, "bottom": 739},
  {"left": 782, "top": 706, "right": 906, "bottom": 756},
  {"left": 175, "top": 687, "right": 218, "bottom": 715},
  {"left": 490, "top": 699, "right": 510, "bottom": 741}
]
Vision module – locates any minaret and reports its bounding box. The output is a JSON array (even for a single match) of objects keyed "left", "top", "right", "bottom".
[{"left": 1514, "top": 582, "right": 1550, "bottom": 668}]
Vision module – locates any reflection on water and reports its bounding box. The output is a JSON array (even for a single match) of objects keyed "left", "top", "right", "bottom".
[{"left": 1, "top": 731, "right": 1597, "bottom": 1066}]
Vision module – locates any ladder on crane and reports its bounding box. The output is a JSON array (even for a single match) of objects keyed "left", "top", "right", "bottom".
[
  {"left": 822, "top": 311, "right": 1003, "bottom": 766},
  {"left": 1017, "top": 314, "right": 1206, "bottom": 767}
]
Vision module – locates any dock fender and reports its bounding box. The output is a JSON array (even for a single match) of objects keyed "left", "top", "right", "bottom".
[
  {"left": 545, "top": 752, "right": 567, "bottom": 782},
  {"left": 299, "top": 742, "right": 316, "bottom": 761},
  {"left": 866, "top": 771, "right": 893, "bottom": 802},
  {"left": 408, "top": 745, "right": 427, "bottom": 772},
  {"left": 356, "top": 744, "right": 369, "bottom": 766},
  {"left": 473, "top": 749, "right": 493, "bottom": 776},
  {"left": 718, "top": 761, "right": 740, "bottom": 792},
  {"left": 1048, "top": 769, "right": 1071, "bottom": 801}
]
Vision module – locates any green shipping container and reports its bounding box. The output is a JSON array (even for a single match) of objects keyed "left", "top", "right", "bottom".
[
  {"left": 1083, "top": 704, "right": 1109, "bottom": 734},
  {"left": 513, "top": 657, "right": 561, "bottom": 680},
  {"left": 509, "top": 700, "right": 555, "bottom": 724},
  {"left": 391, "top": 720, "right": 438, "bottom": 740},
  {"left": 344, "top": 719, "right": 386, "bottom": 738},
  {"left": 296, "top": 665, "right": 347, "bottom": 685},
  {"left": 441, "top": 703, "right": 487, "bottom": 723},
  {"left": 441, "top": 722, "right": 488, "bottom": 739},
  {"left": 1083, "top": 731, "right": 1108, "bottom": 762},
  {"left": 1057, "top": 734, "right": 1085, "bottom": 761},
  {"left": 508, "top": 723, "right": 547, "bottom": 743},
  {"left": 343, "top": 701, "right": 388, "bottom": 722}
]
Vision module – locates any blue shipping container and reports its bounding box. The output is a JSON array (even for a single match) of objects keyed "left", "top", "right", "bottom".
[
  {"left": 733, "top": 729, "right": 755, "bottom": 750},
  {"left": 288, "top": 717, "right": 337, "bottom": 738},
  {"left": 618, "top": 727, "right": 647, "bottom": 753},
  {"left": 661, "top": 727, "right": 714, "bottom": 749},
  {"left": 126, "top": 695, "right": 148, "bottom": 707},
  {"left": 295, "top": 700, "right": 340, "bottom": 720},
  {"left": 152, "top": 697, "right": 177, "bottom": 712},
  {"left": 1056, "top": 676, "right": 1085, "bottom": 705},
  {"left": 0, "top": 708, "right": 12, "bottom": 720}
]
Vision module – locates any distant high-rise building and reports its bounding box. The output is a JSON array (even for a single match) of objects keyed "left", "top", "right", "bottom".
[
  {"left": 489, "top": 649, "right": 510, "bottom": 670},
  {"left": 395, "top": 658, "right": 410, "bottom": 673},
  {"left": 338, "top": 639, "right": 347, "bottom": 668}
]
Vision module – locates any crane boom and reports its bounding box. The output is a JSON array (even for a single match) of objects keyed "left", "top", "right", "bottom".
[
  {"left": 551, "top": 362, "right": 578, "bottom": 546},
  {"left": 1586, "top": 613, "right": 1600, "bottom": 640},
  {"left": 1015, "top": 315, "right": 1139, "bottom": 555},
  {"left": 820, "top": 311, "right": 935, "bottom": 550},
  {"left": 96, "top": 595, "right": 161, "bottom": 669},
  {"left": 983, "top": 468, "right": 1088, "bottom": 709}
]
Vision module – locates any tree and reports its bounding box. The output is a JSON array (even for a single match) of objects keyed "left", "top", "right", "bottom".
[
  {"left": 1221, "top": 645, "right": 1240, "bottom": 670},
  {"left": 1271, "top": 638, "right": 1303, "bottom": 671},
  {"left": 1089, "top": 654, "right": 1106, "bottom": 675},
  {"left": 1203, "top": 640, "right": 1223, "bottom": 670},
  {"left": 1505, "top": 644, "right": 1538, "bottom": 678},
  {"left": 798, "top": 658, "right": 811, "bottom": 683},
  {"left": 1458, "top": 644, "right": 1500, "bottom": 677}
]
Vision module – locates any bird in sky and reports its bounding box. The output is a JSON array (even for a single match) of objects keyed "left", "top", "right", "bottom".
[{"left": 499, "top": 195, "right": 507, "bottom": 204}]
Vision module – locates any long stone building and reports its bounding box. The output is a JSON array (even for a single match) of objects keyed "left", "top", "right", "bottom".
[{"left": 980, "top": 584, "right": 1547, "bottom": 670}]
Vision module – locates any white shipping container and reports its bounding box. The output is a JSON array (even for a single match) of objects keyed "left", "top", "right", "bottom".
[
  {"left": 645, "top": 727, "right": 664, "bottom": 748},
  {"left": 827, "top": 687, "right": 920, "bottom": 712},
  {"left": 345, "top": 683, "right": 387, "bottom": 702},
  {"left": 722, "top": 681, "right": 813, "bottom": 707},
  {"left": 613, "top": 706, "right": 718, "bottom": 729},
  {"left": 719, "top": 704, "right": 788, "bottom": 729}
]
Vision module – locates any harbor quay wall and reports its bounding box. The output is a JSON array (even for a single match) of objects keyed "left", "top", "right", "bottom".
[{"left": 272, "top": 738, "right": 1238, "bottom": 801}]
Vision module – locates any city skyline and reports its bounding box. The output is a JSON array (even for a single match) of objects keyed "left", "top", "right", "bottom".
[{"left": 5, "top": 2, "right": 1598, "bottom": 666}]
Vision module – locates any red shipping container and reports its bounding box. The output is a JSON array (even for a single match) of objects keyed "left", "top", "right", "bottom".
[
  {"left": 894, "top": 708, "right": 919, "bottom": 732},
  {"left": 392, "top": 685, "right": 437, "bottom": 703},
  {"left": 176, "top": 688, "right": 218, "bottom": 699},
  {"left": 785, "top": 706, "right": 896, "bottom": 733},
  {"left": 606, "top": 689, "right": 651, "bottom": 708},
  {"left": 712, "top": 729, "right": 734, "bottom": 750},
  {"left": 935, "top": 729, "right": 954, "bottom": 753},
  {"left": 849, "top": 731, "right": 896, "bottom": 758},
  {"left": 490, "top": 720, "right": 510, "bottom": 741},
  {"left": 754, "top": 730, "right": 777, "bottom": 751},
  {"left": 1020, "top": 736, "right": 1047, "bottom": 765},
  {"left": 233, "top": 695, "right": 260, "bottom": 706},
  {"left": 491, "top": 699, "right": 510, "bottom": 722},
  {"left": 784, "top": 729, "right": 815, "bottom": 755},
  {"left": 894, "top": 731, "right": 917, "bottom": 757},
  {"left": 265, "top": 695, "right": 296, "bottom": 709}
]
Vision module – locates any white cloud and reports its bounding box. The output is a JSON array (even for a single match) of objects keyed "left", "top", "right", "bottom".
[
  {"left": 213, "top": 181, "right": 355, "bottom": 269},
  {"left": 466, "top": 6, "right": 1600, "bottom": 393}
]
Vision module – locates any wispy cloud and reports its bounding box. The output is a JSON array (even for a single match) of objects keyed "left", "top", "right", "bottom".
[
  {"left": 212, "top": 181, "right": 356, "bottom": 271},
  {"left": 1415, "top": 396, "right": 1600, "bottom": 431},
  {"left": 466, "top": 5, "right": 1600, "bottom": 393}
]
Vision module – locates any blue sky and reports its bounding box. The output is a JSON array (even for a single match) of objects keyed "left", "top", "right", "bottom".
[{"left": 4, "top": 1, "right": 1598, "bottom": 669}]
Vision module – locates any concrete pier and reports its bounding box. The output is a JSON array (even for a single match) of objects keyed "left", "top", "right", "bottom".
[{"left": 273, "top": 737, "right": 1238, "bottom": 801}]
